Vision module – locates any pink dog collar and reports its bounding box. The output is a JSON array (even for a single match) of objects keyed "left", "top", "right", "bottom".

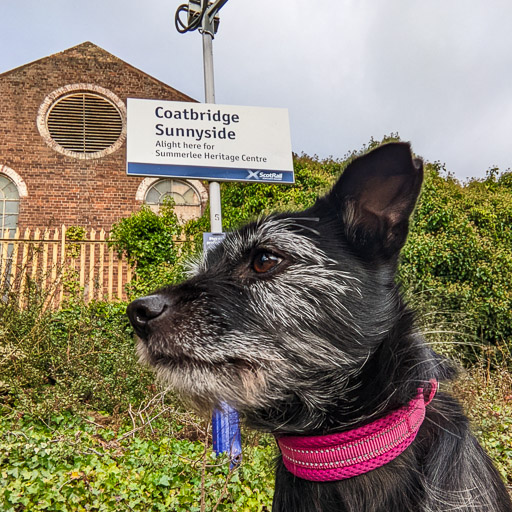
[{"left": 277, "top": 380, "right": 438, "bottom": 482}]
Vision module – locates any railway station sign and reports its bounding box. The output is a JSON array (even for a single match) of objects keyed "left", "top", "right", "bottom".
[{"left": 126, "top": 99, "right": 294, "bottom": 183}]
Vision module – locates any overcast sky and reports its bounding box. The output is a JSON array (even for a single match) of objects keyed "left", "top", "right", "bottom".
[{"left": 2, "top": 0, "right": 512, "bottom": 181}]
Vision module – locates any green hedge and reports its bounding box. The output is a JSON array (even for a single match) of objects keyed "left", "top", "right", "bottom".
[
  {"left": 400, "top": 163, "right": 512, "bottom": 350},
  {"left": 0, "top": 413, "right": 274, "bottom": 511},
  {"left": 0, "top": 297, "right": 154, "bottom": 416},
  {"left": 184, "top": 153, "right": 345, "bottom": 234}
]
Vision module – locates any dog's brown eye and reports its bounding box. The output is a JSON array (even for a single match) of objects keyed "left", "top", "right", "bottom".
[{"left": 252, "top": 252, "right": 282, "bottom": 273}]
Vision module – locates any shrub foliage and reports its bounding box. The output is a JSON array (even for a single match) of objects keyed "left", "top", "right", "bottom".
[
  {"left": 400, "top": 163, "right": 512, "bottom": 350},
  {"left": 108, "top": 197, "right": 193, "bottom": 298},
  {"left": 0, "top": 412, "right": 275, "bottom": 511},
  {"left": 0, "top": 296, "right": 153, "bottom": 416}
]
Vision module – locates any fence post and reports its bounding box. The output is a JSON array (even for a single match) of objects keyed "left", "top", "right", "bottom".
[
  {"left": 51, "top": 228, "right": 59, "bottom": 292},
  {"left": 59, "top": 225, "right": 66, "bottom": 305},
  {"left": 0, "top": 229, "right": 9, "bottom": 288},
  {"left": 31, "top": 228, "right": 40, "bottom": 280},
  {"left": 42, "top": 229, "right": 50, "bottom": 292},
  {"left": 10, "top": 228, "right": 20, "bottom": 284},
  {"left": 117, "top": 256, "right": 123, "bottom": 301},
  {"left": 19, "top": 228, "right": 31, "bottom": 307},
  {"left": 98, "top": 229, "right": 105, "bottom": 302},
  {"left": 88, "top": 228, "right": 96, "bottom": 302},
  {"left": 108, "top": 246, "right": 114, "bottom": 301}
]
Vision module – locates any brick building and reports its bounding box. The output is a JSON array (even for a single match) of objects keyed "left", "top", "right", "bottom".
[{"left": 0, "top": 42, "right": 208, "bottom": 234}]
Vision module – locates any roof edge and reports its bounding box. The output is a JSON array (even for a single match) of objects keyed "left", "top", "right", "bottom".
[{"left": 0, "top": 42, "right": 196, "bottom": 102}]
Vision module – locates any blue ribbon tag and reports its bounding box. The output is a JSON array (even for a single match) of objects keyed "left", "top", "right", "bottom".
[
  {"left": 212, "top": 402, "right": 242, "bottom": 468},
  {"left": 203, "top": 232, "right": 242, "bottom": 467}
]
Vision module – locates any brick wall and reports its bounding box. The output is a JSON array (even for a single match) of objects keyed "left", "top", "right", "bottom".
[{"left": 0, "top": 42, "right": 200, "bottom": 232}]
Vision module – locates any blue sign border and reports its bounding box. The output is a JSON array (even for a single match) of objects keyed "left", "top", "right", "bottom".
[{"left": 127, "top": 162, "right": 294, "bottom": 184}]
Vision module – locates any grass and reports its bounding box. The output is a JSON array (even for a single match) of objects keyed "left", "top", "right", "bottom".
[{"left": 452, "top": 356, "right": 512, "bottom": 488}]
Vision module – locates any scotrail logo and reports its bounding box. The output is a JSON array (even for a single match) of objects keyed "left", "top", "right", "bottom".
[{"left": 246, "top": 170, "right": 284, "bottom": 181}]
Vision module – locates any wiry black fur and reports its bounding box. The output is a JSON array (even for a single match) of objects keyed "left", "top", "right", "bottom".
[{"left": 128, "top": 143, "right": 512, "bottom": 511}]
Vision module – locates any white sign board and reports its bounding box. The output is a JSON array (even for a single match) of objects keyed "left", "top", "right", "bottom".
[{"left": 126, "top": 99, "right": 294, "bottom": 183}]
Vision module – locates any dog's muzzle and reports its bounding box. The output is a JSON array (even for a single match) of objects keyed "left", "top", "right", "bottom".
[{"left": 127, "top": 294, "right": 170, "bottom": 339}]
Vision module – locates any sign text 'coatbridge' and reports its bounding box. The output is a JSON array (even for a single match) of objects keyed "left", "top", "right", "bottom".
[{"left": 126, "top": 99, "right": 294, "bottom": 183}]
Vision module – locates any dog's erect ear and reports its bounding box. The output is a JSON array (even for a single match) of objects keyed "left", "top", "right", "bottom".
[{"left": 328, "top": 142, "right": 423, "bottom": 259}]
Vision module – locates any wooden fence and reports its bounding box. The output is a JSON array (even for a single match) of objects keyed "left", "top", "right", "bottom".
[{"left": 0, "top": 225, "right": 189, "bottom": 308}]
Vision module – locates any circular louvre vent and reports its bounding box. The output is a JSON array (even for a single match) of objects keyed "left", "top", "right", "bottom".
[{"left": 46, "top": 92, "right": 123, "bottom": 154}]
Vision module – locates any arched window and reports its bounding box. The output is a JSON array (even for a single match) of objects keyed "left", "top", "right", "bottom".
[
  {"left": 144, "top": 179, "right": 203, "bottom": 223},
  {"left": 145, "top": 179, "right": 201, "bottom": 207},
  {"left": 0, "top": 175, "right": 19, "bottom": 234}
]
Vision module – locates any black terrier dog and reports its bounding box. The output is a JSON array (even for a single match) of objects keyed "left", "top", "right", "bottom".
[{"left": 128, "top": 143, "right": 512, "bottom": 511}]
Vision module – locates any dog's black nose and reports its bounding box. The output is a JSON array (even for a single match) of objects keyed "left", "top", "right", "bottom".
[{"left": 127, "top": 295, "right": 168, "bottom": 337}]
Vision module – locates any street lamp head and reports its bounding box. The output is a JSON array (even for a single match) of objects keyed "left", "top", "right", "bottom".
[{"left": 175, "top": 0, "right": 223, "bottom": 35}]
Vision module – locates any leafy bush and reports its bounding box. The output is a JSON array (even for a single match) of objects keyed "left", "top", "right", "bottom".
[
  {"left": 109, "top": 198, "right": 182, "bottom": 269},
  {"left": 400, "top": 163, "right": 512, "bottom": 352},
  {"left": 183, "top": 153, "right": 351, "bottom": 236},
  {"left": 0, "top": 293, "right": 154, "bottom": 416},
  {"left": 108, "top": 197, "right": 194, "bottom": 297},
  {"left": 0, "top": 411, "right": 275, "bottom": 511}
]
